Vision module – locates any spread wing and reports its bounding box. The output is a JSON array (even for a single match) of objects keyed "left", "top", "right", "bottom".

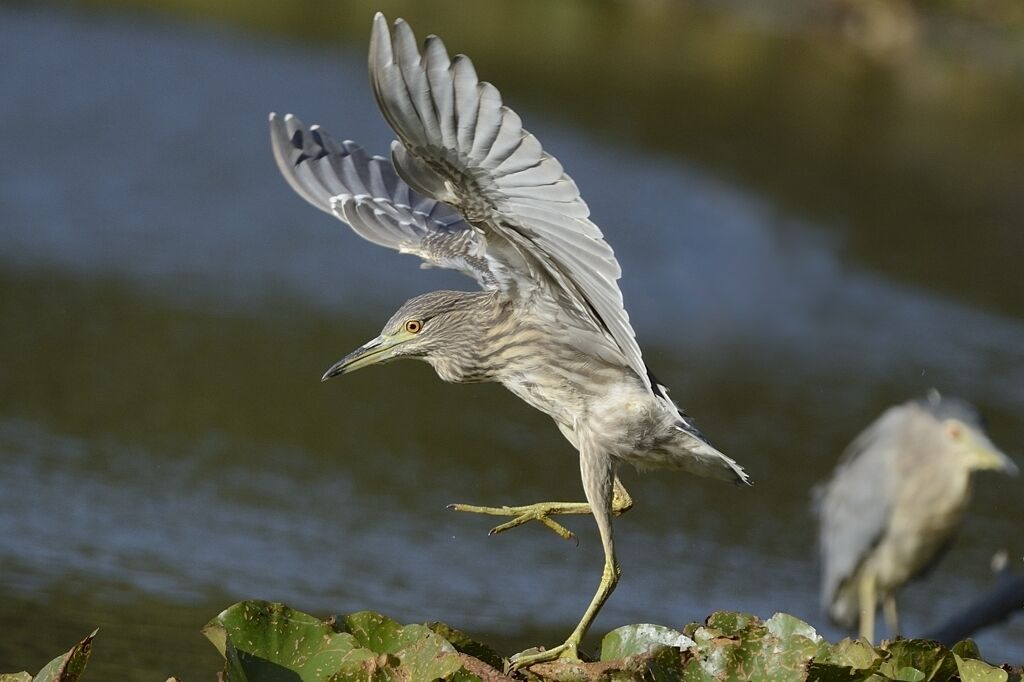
[
  {"left": 270, "top": 113, "right": 510, "bottom": 290},
  {"left": 368, "top": 13, "right": 650, "bottom": 390}
]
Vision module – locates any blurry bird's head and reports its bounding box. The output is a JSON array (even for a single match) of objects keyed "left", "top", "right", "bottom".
[
  {"left": 941, "top": 419, "right": 1017, "bottom": 475},
  {"left": 922, "top": 391, "right": 1018, "bottom": 475},
  {"left": 321, "top": 290, "right": 489, "bottom": 380}
]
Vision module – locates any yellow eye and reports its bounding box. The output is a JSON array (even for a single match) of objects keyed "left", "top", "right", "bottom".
[{"left": 404, "top": 319, "right": 422, "bottom": 334}]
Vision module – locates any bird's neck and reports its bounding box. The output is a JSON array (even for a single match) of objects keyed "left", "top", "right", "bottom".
[{"left": 426, "top": 293, "right": 509, "bottom": 384}]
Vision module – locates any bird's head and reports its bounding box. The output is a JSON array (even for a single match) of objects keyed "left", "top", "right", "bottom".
[
  {"left": 923, "top": 392, "right": 1018, "bottom": 476},
  {"left": 321, "top": 290, "right": 485, "bottom": 381},
  {"left": 941, "top": 418, "right": 1017, "bottom": 475}
]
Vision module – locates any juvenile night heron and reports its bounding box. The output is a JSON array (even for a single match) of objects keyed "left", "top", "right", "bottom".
[
  {"left": 815, "top": 391, "right": 1016, "bottom": 643},
  {"left": 269, "top": 13, "right": 750, "bottom": 668}
]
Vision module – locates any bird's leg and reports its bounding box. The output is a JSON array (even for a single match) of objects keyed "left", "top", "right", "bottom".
[
  {"left": 509, "top": 447, "right": 618, "bottom": 671},
  {"left": 449, "top": 476, "right": 633, "bottom": 542},
  {"left": 858, "top": 571, "right": 877, "bottom": 643},
  {"left": 882, "top": 592, "right": 900, "bottom": 638}
]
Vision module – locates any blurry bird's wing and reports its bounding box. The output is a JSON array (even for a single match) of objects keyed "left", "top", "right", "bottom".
[
  {"left": 270, "top": 113, "right": 505, "bottom": 290},
  {"left": 368, "top": 14, "right": 649, "bottom": 390},
  {"left": 814, "top": 407, "right": 902, "bottom": 617}
]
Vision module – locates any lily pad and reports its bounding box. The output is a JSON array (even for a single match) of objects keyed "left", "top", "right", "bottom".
[
  {"left": 878, "top": 640, "right": 958, "bottom": 682},
  {"left": 704, "top": 611, "right": 756, "bottom": 636},
  {"left": 339, "top": 611, "right": 468, "bottom": 680},
  {"left": 205, "top": 601, "right": 476, "bottom": 682},
  {"left": 765, "top": 614, "right": 824, "bottom": 644},
  {"left": 683, "top": 612, "right": 837, "bottom": 682},
  {"left": 203, "top": 601, "right": 374, "bottom": 681},
  {"left": 817, "top": 639, "right": 882, "bottom": 671},
  {"left": 952, "top": 640, "right": 982, "bottom": 660},
  {"left": 954, "top": 655, "right": 1009, "bottom": 682},
  {"left": 428, "top": 621, "right": 504, "bottom": 670},
  {"left": 600, "top": 624, "right": 695, "bottom": 660}
]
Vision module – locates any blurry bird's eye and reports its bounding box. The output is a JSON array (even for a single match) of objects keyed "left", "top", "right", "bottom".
[
  {"left": 946, "top": 421, "right": 964, "bottom": 441},
  {"left": 405, "top": 320, "right": 422, "bottom": 334}
]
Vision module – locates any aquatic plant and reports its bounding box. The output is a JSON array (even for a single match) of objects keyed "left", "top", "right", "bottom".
[{"left": 5, "top": 601, "right": 1018, "bottom": 681}]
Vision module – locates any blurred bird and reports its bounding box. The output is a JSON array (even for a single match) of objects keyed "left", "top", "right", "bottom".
[
  {"left": 816, "top": 391, "right": 1017, "bottom": 642},
  {"left": 269, "top": 13, "right": 750, "bottom": 668}
]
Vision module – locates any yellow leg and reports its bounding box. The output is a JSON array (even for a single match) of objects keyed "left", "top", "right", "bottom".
[
  {"left": 449, "top": 477, "right": 633, "bottom": 541},
  {"left": 509, "top": 557, "right": 620, "bottom": 670},
  {"left": 507, "top": 444, "right": 619, "bottom": 671},
  {"left": 858, "top": 571, "right": 877, "bottom": 643},
  {"left": 883, "top": 593, "right": 900, "bottom": 638}
]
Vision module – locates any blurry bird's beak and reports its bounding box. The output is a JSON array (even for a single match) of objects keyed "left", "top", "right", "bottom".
[
  {"left": 321, "top": 332, "right": 412, "bottom": 381},
  {"left": 967, "top": 432, "right": 1018, "bottom": 475}
]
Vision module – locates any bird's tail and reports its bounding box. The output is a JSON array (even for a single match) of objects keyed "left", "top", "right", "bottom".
[
  {"left": 647, "top": 373, "right": 751, "bottom": 486},
  {"left": 677, "top": 435, "right": 752, "bottom": 486}
]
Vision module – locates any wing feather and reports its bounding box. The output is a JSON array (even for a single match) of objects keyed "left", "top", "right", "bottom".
[
  {"left": 269, "top": 112, "right": 497, "bottom": 289},
  {"left": 423, "top": 38, "right": 457, "bottom": 148},
  {"left": 452, "top": 57, "right": 481, "bottom": 151},
  {"left": 368, "top": 13, "right": 650, "bottom": 389}
]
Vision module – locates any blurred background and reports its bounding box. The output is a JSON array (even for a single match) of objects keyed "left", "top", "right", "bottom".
[{"left": 1, "top": 0, "right": 1022, "bottom": 677}]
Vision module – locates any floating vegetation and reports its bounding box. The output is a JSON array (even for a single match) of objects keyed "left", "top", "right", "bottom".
[{"left": 7, "top": 602, "right": 1018, "bottom": 681}]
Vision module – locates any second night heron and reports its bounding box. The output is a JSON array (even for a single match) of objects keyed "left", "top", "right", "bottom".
[
  {"left": 269, "top": 13, "right": 750, "bottom": 668},
  {"left": 816, "top": 391, "right": 1016, "bottom": 643}
]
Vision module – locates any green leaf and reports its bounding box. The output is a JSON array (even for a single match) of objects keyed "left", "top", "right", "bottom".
[
  {"left": 427, "top": 622, "right": 503, "bottom": 670},
  {"left": 382, "top": 631, "right": 465, "bottom": 681},
  {"left": 879, "top": 640, "right": 958, "bottom": 682},
  {"left": 198, "top": 603, "right": 1020, "bottom": 682},
  {"left": 816, "top": 639, "right": 881, "bottom": 671},
  {"left": 704, "top": 611, "right": 756, "bottom": 636},
  {"left": 685, "top": 611, "right": 837, "bottom": 682},
  {"left": 646, "top": 644, "right": 688, "bottom": 681},
  {"left": 339, "top": 612, "right": 407, "bottom": 655},
  {"left": 0, "top": 674, "right": 33, "bottom": 682},
  {"left": 955, "top": 654, "right": 1009, "bottom": 682},
  {"left": 806, "top": 661, "right": 880, "bottom": 681},
  {"left": 889, "top": 666, "right": 926, "bottom": 681},
  {"left": 222, "top": 638, "right": 252, "bottom": 682},
  {"left": 600, "top": 624, "right": 694, "bottom": 661},
  {"left": 952, "top": 639, "right": 982, "bottom": 660},
  {"left": 205, "top": 603, "right": 477, "bottom": 682},
  {"left": 339, "top": 612, "right": 467, "bottom": 680},
  {"left": 765, "top": 613, "right": 823, "bottom": 644},
  {"left": 203, "top": 600, "right": 374, "bottom": 681},
  {"left": 680, "top": 658, "right": 718, "bottom": 682},
  {"left": 32, "top": 630, "right": 97, "bottom": 682}
]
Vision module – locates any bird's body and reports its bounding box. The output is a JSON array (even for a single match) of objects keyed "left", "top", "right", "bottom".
[
  {"left": 270, "top": 13, "right": 747, "bottom": 668},
  {"left": 404, "top": 290, "right": 740, "bottom": 480},
  {"left": 816, "top": 393, "right": 1016, "bottom": 642}
]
